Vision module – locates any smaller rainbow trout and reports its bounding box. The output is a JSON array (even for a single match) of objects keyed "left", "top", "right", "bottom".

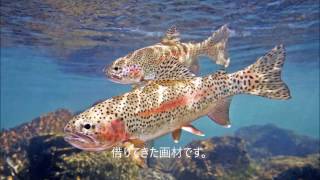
[
  {"left": 104, "top": 25, "right": 230, "bottom": 84},
  {"left": 65, "top": 45, "right": 290, "bottom": 152}
]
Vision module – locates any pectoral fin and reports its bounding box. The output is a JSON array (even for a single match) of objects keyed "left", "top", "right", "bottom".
[
  {"left": 123, "top": 142, "right": 147, "bottom": 168},
  {"left": 181, "top": 125, "right": 205, "bottom": 136},
  {"left": 207, "top": 98, "right": 232, "bottom": 128},
  {"left": 131, "top": 80, "right": 150, "bottom": 90},
  {"left": 172, "top": 129, "right": 182, "bottom": 143},
  {"left": 127, "top": 138, "right": 145, "bottom": 148},
  {"left": 190, "top": 59, "right": 200, "bottom": 74},
  {"left": 161, "top": 26, "right": 180, "bottom": 45},
  {"left": 155, "top": 57, "right": 195, "bottom": 80},
  {"left": 131, "top": 84, "right": 140, "bottom": 90}
]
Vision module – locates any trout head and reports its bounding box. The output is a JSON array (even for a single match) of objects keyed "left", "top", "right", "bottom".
[
  {"left": 64, "top": 104, "right": 129, "bottom": 151},
  {"left": 104, "top": 56, "right": 144, "bottom": 84}
]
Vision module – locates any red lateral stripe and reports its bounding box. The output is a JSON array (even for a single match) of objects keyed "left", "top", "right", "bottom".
[
  {"left": 137, "top": 88, "right": 209, "bottom": 118},
  {"left": 138, "top": 96, "right": 188, "bottom": 117}
]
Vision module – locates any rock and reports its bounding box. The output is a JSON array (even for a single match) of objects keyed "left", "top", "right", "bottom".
[
  {"left": 235, "top": 124, "right": 320, "bottom": 159},
  {"left": 1, "top": 113, "right": 319, "bottom": 180},
  {"left": 26, "top": 134, "right": 80, "bottom": 180},
  {"left": 274, "top": 165, "right": 320, "bottom": 180},
  {"left": 170, "top": 136, "right": 254, "bottom": 180},
  {"left": 258, "top": 154, "right": 320, "bottom": 179},
  {"left": 0, "top": 109, "right": 142, "bottom": 180},
  {"left": 0, "top": 109, "right": 73, "bottom": 179},
  {"left": 0, "top": 107, "right": 142, "bottom": 180},
  {"left": 162, "top": 134, "right": 320, "bottom": 180},
  {"left": 139, "top": 168, "right": 176, "bottom": 180},
  {"left": 26, "top": 135, "right": 140, "bottom": 180},
  {"left": 1, "top": 109, "right": 72, "bottom": 154}
]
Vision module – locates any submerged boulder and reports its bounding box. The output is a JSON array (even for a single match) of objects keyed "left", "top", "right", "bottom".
[
  {"left": 139, "top": 168, "right": 176, "bottom": 180},
  {"left": 1, "top": 109, "right": 72, "bottom": 154},
  {"left": 0, "top": 109, "right": 73, "bottom": 179},
  {"left": 274, "top": 164, "right": 320, "bottom": 180},
  {"left": 1, "top": 110, "right": 319, "bottom": 180},
  {"left": 164, "top": 132, "right": 320, "bottom": 180},
  {"left": 259, "top": 154, "right": 320, "bottom": 180},
  {"left": 170, "top": 136, "right": 254, "bottom": 180},
  {"left": 0, "top": 109, "right": 154, "bottom": 180},
  {"left": 235, "top": 124, "right": 320, "bottom": 159},
  {"left": 27, "top": 135, "right": 140, "bottom": 180}
]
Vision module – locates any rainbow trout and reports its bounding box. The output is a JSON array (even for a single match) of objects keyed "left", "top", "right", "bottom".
[
  {"left": 104, "top": 25, "right": 230, "bottom": 84},
  {"left": 65, "top": 45, "right": 290, "bottom": 152}
]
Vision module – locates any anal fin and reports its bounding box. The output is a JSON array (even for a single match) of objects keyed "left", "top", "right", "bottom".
[
  {"left": 172, "top": 125, "right": 204, "bottom": 142},
  {"left": 172, "top": 129, "right": 182, "bottom": 143},
  {"left": 181, "top": 125, "right": 205, "bottom": 136},
  {"left": 207, "top": 98, "right": 232, "bottom": 128}
]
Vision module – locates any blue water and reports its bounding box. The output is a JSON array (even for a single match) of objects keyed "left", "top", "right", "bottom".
[{"left": 1, "top": 0, "right": 319, "bottom": 147}]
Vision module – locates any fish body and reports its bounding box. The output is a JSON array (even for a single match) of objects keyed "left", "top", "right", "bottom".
[
  {"left": 65, "top": 45, "right": 290, "bottom": 151},
  {"left": 105, "top": 25, "right": 230, "bottom": 84}
]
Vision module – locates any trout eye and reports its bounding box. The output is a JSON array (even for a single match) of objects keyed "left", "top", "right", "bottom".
[
  {"left": 84, "top": 124, "right": 91, "bottom": 129},
  {"left": 114, "top": 67, "right": 119, "bottom": 71}
]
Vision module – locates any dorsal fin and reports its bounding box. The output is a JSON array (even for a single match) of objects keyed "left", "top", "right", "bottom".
[
  {"left": 154, "top": 57, "right": 195, "bottom": 80},
  {"left": 207, "top": 98, "right": 232, "bottom": 128},
  {"left": 161, "top": 26, "right": 180, "bottom": 45},
  {"left": 199, "top": 24, "right": 230, "bottom": 68}
]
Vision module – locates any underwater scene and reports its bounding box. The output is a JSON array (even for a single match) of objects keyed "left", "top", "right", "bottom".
[{"left": 1, "top": 0, "right": 319, "bottom": 179}]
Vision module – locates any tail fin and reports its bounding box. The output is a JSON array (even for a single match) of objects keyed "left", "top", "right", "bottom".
[
  {"left": 199, "top": 24, "right": 230, "bottom": 68},
  {"left": 231, "top": 45, "right": 291, "bottom": 100}
]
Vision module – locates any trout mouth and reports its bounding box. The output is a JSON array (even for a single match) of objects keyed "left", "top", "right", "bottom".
[
  {"left": 107, "top": 73, "right": 138, "bottom": 84},
  {"left": 64, "top": 132, "right": 114, "bottom": 151},
  {"left": 109, "top": 74, "right": 122, "bottom": 81},
  {"left": 64, "top": 132, "right": 96, "bottom": 144},
  {"left": 106, "top": 72, "right": 125, "bottom": 83}
]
